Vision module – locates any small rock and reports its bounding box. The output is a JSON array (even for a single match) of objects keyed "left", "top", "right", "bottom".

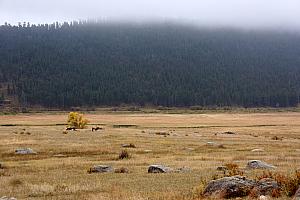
[
  {"left": 206, "top": 142, "right": 225, "bottom": 148},
  {"left": 148, "top": 165, "right": 172, "bottom": 173},
  {"left": 271, "top": 136, "right": 282, "bottom": 140},
  {"left": 121, "top": 144, "right": 136, "bottom": 148},
  {"left": 0, "top": 197, "right": 17, "bottom": 200},
  {"left": 155, "top": 132, "right": 170, "bottom": 136},
  {"left": 144, "top": 150, "right": 152, "bottom": 153},
  {"left": 88, "top": 165, "right": 113, "bottom": 173},
  {"left": 203, "top": 176, "right": 256, "bottom": 198},
  {"left": 206, "top": 142, "right": 216, "bottom": 145},
  {"left": 259, "top": 195, "right": 269, "bottom": 200},
  {"left": 246, "top": 160, "right": 276, "bottom": 170},
  {"left": 184, "top": 147, "right": 195, "bottom": 151},
  {"left": 221, "top": 131, "right": 237, "bottom": 135},
  {"left": 251, "top": 149, "right": 264, "bottom": 152},
  {"left": 53, "top": 154, "right": 67, "bottom": 158},
  {"left": 15, "top": 148, "right": 36, "bottom": 155}
]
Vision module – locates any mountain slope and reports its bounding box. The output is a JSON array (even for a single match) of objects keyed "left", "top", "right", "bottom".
[{"left": 0, "top": 22, "right": 300, "bottom": 107}]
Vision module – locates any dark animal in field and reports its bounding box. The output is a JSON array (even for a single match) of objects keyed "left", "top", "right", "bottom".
[
  {"left": 66, "top": 127, "right": 76, "bottom": 131},
  {"left": 92, "top": 127, "right": 103, "bottom": 132}
]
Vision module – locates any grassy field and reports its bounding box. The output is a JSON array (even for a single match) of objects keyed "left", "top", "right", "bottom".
[{"left": 0, "top": 112, "right": 300, "bottom": 199}]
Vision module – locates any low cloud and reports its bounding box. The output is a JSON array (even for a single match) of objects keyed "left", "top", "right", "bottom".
[{"left": 0, "top": 0, "right": 300, "bottom": 30}]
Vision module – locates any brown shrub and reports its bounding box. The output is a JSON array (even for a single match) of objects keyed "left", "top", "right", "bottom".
[
  {"left": 271, "top": 188, "right": 282, "bottom": 198},
  {"left": 249, "top": 188, "right": 259, "bottom": 198},
  {"left": 118, "top": 150, "right": 130, "bottom": 160},
  {"left": 224, "top": 163, "right": 244, "bottom": 176},
  {"left": 256, "top": 170, "right": 300, "bottom": 197},
  {"left": 10, "top": 178, "right": 23, "bottom": 187},
  {"left": 115, "top": 167, "right": 129, "bottom": 173}
]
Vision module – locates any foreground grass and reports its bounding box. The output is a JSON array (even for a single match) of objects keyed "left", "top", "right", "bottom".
[{"left": 0, "top": 112, "right": 300, "bottom": 199}]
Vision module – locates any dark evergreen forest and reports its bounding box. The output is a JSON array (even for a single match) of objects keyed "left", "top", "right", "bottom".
[{"left": 0, "top": 21, "right": 300, "bottom": 108}]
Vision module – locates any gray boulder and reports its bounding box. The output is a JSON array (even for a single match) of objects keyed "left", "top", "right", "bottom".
[
  {"left": 15, "top": 148, "right": 36, "bottom": 155},
  {"left": 246, "top": 160, "right": 276, "bottom": 170},
  {"left": 252, "top": 178, "right": 279, "bottom": 196},
  {"left": 203, "top": 176, "right": 256, "bottom": 198},
  {"left": 148, "top": 165, "right": 172, "bottom": 173},
  {"left": 88, "top": 165, "right": 113, "bottom": 173}
]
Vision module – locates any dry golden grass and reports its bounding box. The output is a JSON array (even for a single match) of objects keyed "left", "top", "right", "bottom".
[{"left": 0, "top": 112, "right": 300, "bottom": 199}]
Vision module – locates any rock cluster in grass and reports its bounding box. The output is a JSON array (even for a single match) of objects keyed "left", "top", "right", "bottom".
[
  {"left": 203, "top": 175, "right": 279, "bottom": 198},
  {"left": 88, "top": 165, "right": 131, "bottom": 174},
  {"left": 246, "top": 160, "right": 276, "bottom": 170},
  {"left": 15, "top": 148, "right": 36, "bottom": 155},
  {"left": 88, "top": 165, "right": 114, "bottom": 173},
  {"left": 147, "top": 165, "right": 191, "bottom": 173}
]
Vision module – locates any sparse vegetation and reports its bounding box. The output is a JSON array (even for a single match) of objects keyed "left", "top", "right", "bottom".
[
  {"left": 224, "top": 163, "right": 244, "bottom": 176},
  {"left": 0, "top": 112, "right": 299, "bottom": 199},
  {"left": 9, "top": 178, "right": 23, "bottom": 187}
]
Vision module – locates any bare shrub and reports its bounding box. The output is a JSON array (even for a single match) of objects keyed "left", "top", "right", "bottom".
[{"left": 118, "top": 150, "right": 130, "bottom": 160}]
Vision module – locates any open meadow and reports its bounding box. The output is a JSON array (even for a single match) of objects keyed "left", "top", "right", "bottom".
[{"left": 0, "top": 111, "right": 300, "bottom": 199}]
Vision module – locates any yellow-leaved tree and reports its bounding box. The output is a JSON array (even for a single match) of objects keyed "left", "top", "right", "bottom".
[{"left": 67, "top": 112, "right": 89, "bottom": 129}]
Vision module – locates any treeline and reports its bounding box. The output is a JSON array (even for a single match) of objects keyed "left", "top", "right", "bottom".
[{"left": 0, "top": 21, "right": 300, "bottom": 108}]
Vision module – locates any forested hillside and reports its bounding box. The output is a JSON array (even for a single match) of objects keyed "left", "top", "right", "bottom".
[{"left": 0, "top": 21, "right": 300, "bottom": 108}]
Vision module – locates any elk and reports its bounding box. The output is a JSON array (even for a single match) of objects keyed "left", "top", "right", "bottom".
[
  {"left": 66, "top": 127, "right": 76, "bottom": 131},
  {"left": 92, "top": 127, "right": 103, "bottom": 132}
]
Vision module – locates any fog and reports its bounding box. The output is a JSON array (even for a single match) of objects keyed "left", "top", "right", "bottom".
[{"left": 0, "top": 0, "right": 300, "bottom": 30}]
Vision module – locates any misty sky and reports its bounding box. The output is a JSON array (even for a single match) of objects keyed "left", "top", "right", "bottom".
[{"left": 0, "top": 0, "right": 300, "bottom": 29}]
